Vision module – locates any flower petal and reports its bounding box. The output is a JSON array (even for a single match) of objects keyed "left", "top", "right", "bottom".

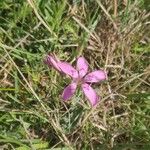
[
  {"left": 84, "top": 70, "right": 106, "bottom": 83},
  {"left": 76, "top": 57, "right": 88, "bottom": 78},
  {"left": 58, "top": 62, "right": 78, "bottom": 78},
  {"left": 45, "top": 55, "right": 61, "bottom": 71},
  {"left": 62, "top": 83, "right": 77, "bottom": 101},
  {"left": 81, "top": 83, "right": 99, "bottom": 106}
]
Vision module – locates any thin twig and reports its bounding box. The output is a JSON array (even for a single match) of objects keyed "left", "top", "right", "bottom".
[
  {"left": 95, "top": 0, "right": 118, "bottom": 30},
  {"left": 114, "top": 0, "right": 118, "bottom": 17},
  {"left": 27, "top": 0, "right": 57, "bottom": 37}
]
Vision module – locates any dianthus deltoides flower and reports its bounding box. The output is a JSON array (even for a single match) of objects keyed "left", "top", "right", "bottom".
[{"left": 45, "top": 55, "right": 106, "bottom": 106}]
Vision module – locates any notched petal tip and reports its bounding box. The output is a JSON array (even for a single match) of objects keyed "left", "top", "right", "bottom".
[{"left": 45, "top": 55, "right": 61, "bottom": 71}]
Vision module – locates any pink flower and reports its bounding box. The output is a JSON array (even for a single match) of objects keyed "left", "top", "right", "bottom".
[
  {"left": 45, "top": 54, "right": 61, "bottom": 72},
  {"left": 45, "top": 55, "right": 106, "bottom": 106}
]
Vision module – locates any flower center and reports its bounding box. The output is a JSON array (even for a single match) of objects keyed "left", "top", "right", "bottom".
[{"left": 73, "top": 76, "right": 83, "bottom": 86}]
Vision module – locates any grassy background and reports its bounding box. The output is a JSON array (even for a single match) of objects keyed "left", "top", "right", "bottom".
[{"left": 0, "top": 0, "right": 150, "bottom": 149}]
